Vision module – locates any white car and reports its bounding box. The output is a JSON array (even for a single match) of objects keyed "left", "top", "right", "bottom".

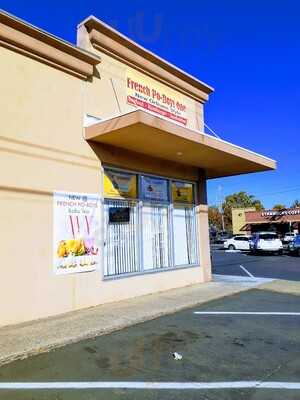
[
  {"left": 250, "top": 232, "right": 283, "bottom": 254},
  {"left": 223, "top": 235, "right": 251, "bottom": 251}
]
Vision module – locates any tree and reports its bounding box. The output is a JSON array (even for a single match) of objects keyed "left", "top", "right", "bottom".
[
  {"left": 272, "top": 204, "right": 286, "bottom": 210},
  {"left": 208, "top": 206, "right": 223, "bottom": 231},
  {"left": 222, "top": 191, "right": 264, "bottom": 231},
  {"left": 291, "top": 200, "right": 300, "bottom": 208}
]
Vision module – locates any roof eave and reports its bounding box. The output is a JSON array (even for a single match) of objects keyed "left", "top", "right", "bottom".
[
  {"left": 78, "top": 15, "right": 213, "bottom": 102},
  {"left": 84, "top": 110, "right": 276, "bottom": 179},
  {"left": 0, "top": 10, "right": 101, "bottom": 79}
]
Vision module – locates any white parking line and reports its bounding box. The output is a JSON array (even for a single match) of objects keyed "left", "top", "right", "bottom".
[
  {"left": 0, "top": 381, "right": 300, "bottom": 390},
  {"left": 194, "top": 312, "right": 300, "bottom": 316},
  {"left": 213, "top": 274, "right": 273, "bottom": 284},
  {"left": 239, "top": 265, "right": 255, "bottom": 278}
]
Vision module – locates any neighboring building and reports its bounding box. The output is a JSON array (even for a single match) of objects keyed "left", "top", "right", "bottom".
[
  {"left": 0, "top": 10, "right": 276, "bottom": 327},
  {"left": 232, "top": 207, "right": 255, "bottom": 234},
  {"left": 234, "top": 208, "right": 300, "bottom": 235}
]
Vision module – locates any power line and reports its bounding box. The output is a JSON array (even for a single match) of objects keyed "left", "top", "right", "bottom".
[
  {"left": 210, "top": 185, "right": 300, "bottom": 199},
  {"left": 254, "top": 186, "right": 300, "bottom": 197}
]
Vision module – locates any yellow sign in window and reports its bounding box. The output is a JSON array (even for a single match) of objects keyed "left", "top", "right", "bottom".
[
  {"left": 104, "top": 170, "right": 137, "bottom": 199},
  {"left": 172, "top": 181, "right": 194, "bottom": 204}
]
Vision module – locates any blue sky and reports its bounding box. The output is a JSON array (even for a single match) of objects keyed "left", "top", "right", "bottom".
[{"left": 2, "top": 1, "right": 300, "bottom": 209}]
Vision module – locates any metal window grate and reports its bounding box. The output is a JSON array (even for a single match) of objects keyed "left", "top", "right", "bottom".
[
  {"left": 185, "top": 206, "right": 199, "bottom": 265},
  {"left": 142, "top": 204, "right": 170, "bottom": 270},
  {"left": 104, "top": 199, "right": 140, "bottom": 277},
  {"left": 173, "top": 206, "right": 199, "bottom": 266}
]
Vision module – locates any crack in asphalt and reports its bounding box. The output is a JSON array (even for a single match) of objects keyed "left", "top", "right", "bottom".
[{"left": 255, "top": 363, "right": 284, "bottom": 392}]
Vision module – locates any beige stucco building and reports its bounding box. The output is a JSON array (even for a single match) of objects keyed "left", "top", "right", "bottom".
[
  {"left": 232, "top": 207, "right": 300, "bottom": 235},
  {"left": 0, "top": 11, "right": 276, "bottom": 328},
  {"left": 232, "top": 207, "right": 256, "bottom": 234}
]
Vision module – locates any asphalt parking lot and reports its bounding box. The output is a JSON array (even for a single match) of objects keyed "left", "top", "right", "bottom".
[
  {"left": 212, "top": 247, "right": 300, "bottom": 281},
  {"left": 1, "top": 288, "right": 300, "bottom": 400}
]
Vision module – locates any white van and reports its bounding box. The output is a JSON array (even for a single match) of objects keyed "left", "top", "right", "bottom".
[{"left": 250, "top": 232, "right": 283, "bottom": 255}]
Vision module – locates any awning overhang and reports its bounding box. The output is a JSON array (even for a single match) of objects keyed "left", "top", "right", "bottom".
[
  {"left": 240, "top": 222, "right": 279, "bottom": 231},
  {"left": 85, "top": 110, "right": 276, "bottom": 179}
]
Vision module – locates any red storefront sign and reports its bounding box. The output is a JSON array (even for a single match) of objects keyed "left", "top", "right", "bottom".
[{"left": 127, "top": 95, "right": 187, "bottom": 126}]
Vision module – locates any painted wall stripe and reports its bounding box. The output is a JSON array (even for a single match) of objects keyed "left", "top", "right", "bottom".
[{"left": 0, "top": 381, "right": 300, "bottom": 390}]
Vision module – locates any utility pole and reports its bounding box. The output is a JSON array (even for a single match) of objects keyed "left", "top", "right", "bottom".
[{"left": 217, "top": 185, "right": 225, "bottom": 232}]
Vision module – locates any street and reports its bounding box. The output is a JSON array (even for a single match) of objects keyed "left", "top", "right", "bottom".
[
  {"left": 0, "top": 249, "right": 299, "bottom": 399},
  {"left": 212, "top": 247, "right": 300, "bottom": 281},
  {"left": 0, "top": 288, "right": 300, "bottom": 399}
]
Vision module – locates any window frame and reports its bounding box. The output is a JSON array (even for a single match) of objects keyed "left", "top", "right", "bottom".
[{"left": 103, "top": 166, "right": 200, "bottom": 279}]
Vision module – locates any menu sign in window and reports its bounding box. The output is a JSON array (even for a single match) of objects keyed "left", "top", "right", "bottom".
[
  {"left": 104, "top": 170, "right": 137, "bottom": 199},
  {"left": 140, "top": 176, "right": 169, "bottom": 202},
  {"left": 126, "top": 68, "right": 188, "bottom": 126},
  {"left": 172, "top": 181, "right": 194, "bottom": 204}
]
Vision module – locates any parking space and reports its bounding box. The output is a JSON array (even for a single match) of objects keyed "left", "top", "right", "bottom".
[
  {"left": 212, "top": 247, "right": 300, "bottom": 281},
  {"left": 0, "top": 289, "right": 300, "bottom": 399}
]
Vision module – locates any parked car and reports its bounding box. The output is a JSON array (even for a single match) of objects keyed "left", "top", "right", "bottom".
[
  {"left": 214, "top": 231, "right": 231, "bottom": 244},
  {"left": 283, "top": 232, "right": 297, "bottom": 244},
  {"left": 250, "top": 232, "right": 283, "bottom": 255},
  {"left": 223, "top": 235, "right": 251, "bottom": 251},
  {"left": 288, "top": 235, "right": 300, "bottom": 256}
]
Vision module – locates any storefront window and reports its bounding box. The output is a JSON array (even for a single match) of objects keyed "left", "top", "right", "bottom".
[{"left": 103, "top": 168, "right": 199, "bottom": 277}]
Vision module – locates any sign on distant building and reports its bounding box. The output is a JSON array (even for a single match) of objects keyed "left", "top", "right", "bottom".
[{"left": 261, "top": 209, "right": 300, "bottom": 217}]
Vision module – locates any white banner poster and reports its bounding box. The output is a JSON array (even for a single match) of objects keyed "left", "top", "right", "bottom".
[{"left": 53, "top": 191, "right": 101, "bottom": 275}]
